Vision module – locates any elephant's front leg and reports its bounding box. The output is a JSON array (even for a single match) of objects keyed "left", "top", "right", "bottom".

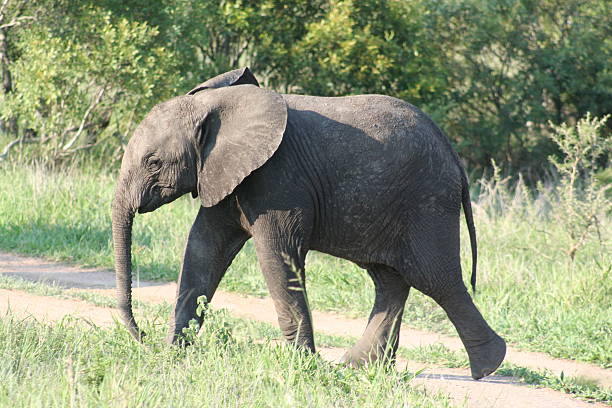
[
  {"left": 253, "top": 230, "right": 314, "bottom": 352},
  {"left": 168, "top": 205, "right": 249, "bottom": 343},
  {"left": 341, "top": 265, "right": 409, "bottom": 366}
]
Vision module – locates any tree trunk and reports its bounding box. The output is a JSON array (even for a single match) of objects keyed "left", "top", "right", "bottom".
[{"left": 0, "top": 27, "right": 17, "bottom": 135}]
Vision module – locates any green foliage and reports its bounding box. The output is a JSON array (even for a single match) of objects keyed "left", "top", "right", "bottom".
[
  {"left": 288, "top": 0, "right": 444, "bottom": 101},
  {"left": 425, "top": 0, "right": 612, "bottom": 170},
  {"left": 94, "top": 0, "right": 326, "bottom": 89},
  {"left": 164, "top": 0, "right": 327, "bottom": 89},
  {"left": 1, "top": 0, "right": 610, "bottom": 170},
  {"left": 196, "top": 295, "right": 210, "bottom": 318},
  {"left": 0, "top": 3, "right": 178, "bottom": 163},
  {"left": 3, "top": 271, "right": 611, "bottom": 404},
  {"left": 496, "top": 364, "right": 612, "bottom": 403}
]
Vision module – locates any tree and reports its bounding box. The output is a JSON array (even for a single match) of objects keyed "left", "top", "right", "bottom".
[
  {"left": 287, "top": 0, "right": 447, "bottom": 103},
  {"left": 425, "top": 0, "right": 612, "bottom": 171},
  {"left": 1, "top": 0, "right": 610, "bottom": 170},
  {"left": 160, "top": 0, "right": 326, "bottom": 90},
  {"left": 0, "top": 3, "right": 178, "bottom": 162},
  {"left": 0, "top": 0, "right": 36, "bottom": 135}
]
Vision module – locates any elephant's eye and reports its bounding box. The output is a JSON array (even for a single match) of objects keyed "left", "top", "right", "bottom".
[{"left": 147, "top": 158, "right": 162, "bottom": 171}]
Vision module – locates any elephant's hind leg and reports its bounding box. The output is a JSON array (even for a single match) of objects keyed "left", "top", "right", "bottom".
[
  {"left": 435, "top": 285, "right": 506, "bottom": 379},
  {"left": 341, "top": 264, "right": 409, "bottom": 367},
  {"left": 406, "top": 212, "right": 506, "bottom": 379}
]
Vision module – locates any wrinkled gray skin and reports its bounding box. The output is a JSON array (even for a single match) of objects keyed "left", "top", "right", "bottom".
[{"left": 112, "top": 68, "right": 506, "bottom": 380}]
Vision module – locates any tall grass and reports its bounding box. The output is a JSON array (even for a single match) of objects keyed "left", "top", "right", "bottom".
[
  {"left": 0, "top": 163, "right": 610, "bottom": 367},
  {"left": 467, "top": 167, "right": 610, "bottom": 366}
]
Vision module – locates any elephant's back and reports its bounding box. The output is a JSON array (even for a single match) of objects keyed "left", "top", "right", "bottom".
[
  {"left": 282, "top": 93, "right": 461, "bottom": 182},
  {"left": 283, "top": 93, "right": 427, "bottom": 143},
  {"left": 279, "top": 94, "right": 464, "bottom": 264},
  {"left": 284, "top": 93, "right": 451, "bottom": 153}
]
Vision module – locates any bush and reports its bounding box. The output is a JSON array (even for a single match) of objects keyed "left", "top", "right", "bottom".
[
  {"left": 0, "top": 5, "right": 178, "bottom": 164},
  {"left": 542, "top": 114, "right": 611, "bottom": 260}
]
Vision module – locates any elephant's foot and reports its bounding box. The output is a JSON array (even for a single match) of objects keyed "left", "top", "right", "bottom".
[
  {"left": 340, "top": 343, "right": 396, "bottom": 368},
  {"left": 166, "top": 330, "right": 192, "bottom": 346},
  {"left": 465, "top": 333, "right": 506, "bottom": 380},
  {"left": 340, "top": 349, "right": 368, "bottom": 368},
  {"left": 434, "top": 287, "right": 506, "bottom": 380},
  {"left": 166, "top": 317, "right": 203, "bottom": 346}
]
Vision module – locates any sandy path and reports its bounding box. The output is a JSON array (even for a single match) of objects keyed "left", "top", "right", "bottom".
[
  {"left": 0, "top": 288, "right": 117, "bottom": 326},
  {"left": 1, "top": 252, "right": 609, "bottom": 407}
]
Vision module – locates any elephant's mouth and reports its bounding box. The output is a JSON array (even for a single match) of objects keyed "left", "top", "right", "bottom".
[
  {"left": 137, "top": 196, "right": 158, "bottom": 214},
  {"left": 137, "top": 187, "right": 184, "bottom": 214}
]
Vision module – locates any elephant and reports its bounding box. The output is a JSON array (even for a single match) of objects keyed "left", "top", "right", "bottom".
[{"left": 111, "top": 67, "right": 506, "bottom": 380}]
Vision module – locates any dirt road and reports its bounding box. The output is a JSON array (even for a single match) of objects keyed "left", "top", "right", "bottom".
[{"left": 0, "top": 252, "right": 609, "bottom": 407}]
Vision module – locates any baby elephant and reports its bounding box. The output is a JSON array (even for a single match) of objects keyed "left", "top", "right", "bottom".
[{"left": 112, "top": 67, "right": 506, "bottom": 379}]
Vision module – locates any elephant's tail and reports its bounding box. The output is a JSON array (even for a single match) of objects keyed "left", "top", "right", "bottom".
[{"left": 461, "top": 172, "right": 478, "bottom": 293}]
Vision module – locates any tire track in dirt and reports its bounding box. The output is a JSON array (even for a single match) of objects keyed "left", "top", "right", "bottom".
[{"left": 1, "top": 252, "right": 609, "bottom": 407}]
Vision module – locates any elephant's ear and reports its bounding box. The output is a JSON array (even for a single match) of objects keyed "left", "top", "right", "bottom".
[
  {"left": 187, "top": 67, "right": 260, "bottom": 95},
  {"left": 193, "top": 85, "right": 287, "bottom": 207}
]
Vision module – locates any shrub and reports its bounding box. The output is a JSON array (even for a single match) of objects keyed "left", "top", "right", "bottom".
[
  {"left": 0, "top": 5, "right": 178, "bottom": 165},
  {"left": 542, "top": 114, "right": 611, "bottom": 260}
]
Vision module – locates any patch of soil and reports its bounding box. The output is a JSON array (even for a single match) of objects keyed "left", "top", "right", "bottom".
[{"left": 0, "top": 288, "right": 117, "bottom": 326}]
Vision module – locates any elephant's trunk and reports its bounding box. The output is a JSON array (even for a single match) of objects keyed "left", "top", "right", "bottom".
[{"left": 111, "top": 189, "right": 143, "bottom": 341}]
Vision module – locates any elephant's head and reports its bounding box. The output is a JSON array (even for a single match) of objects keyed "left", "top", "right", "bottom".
[{"left": 111, "top": 68, "right": 287, "bottom": 340}]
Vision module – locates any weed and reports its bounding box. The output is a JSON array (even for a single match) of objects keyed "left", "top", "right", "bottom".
[{"left": 2, "top": 275, "right": 609, "bottom": 403}]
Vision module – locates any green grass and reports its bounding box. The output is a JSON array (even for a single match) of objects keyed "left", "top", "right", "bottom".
[
  {"left": 0, "top": 311, "right": 453, "bottom": 407},
  {"left": 2, "top": 275, "right": 609, "bottom": 404},
  {"left": 496, "top": 365, "right": 612, "bottom": 404},
  {"left": 0, "top": 164, "right": 610, "bottom": 368}
]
